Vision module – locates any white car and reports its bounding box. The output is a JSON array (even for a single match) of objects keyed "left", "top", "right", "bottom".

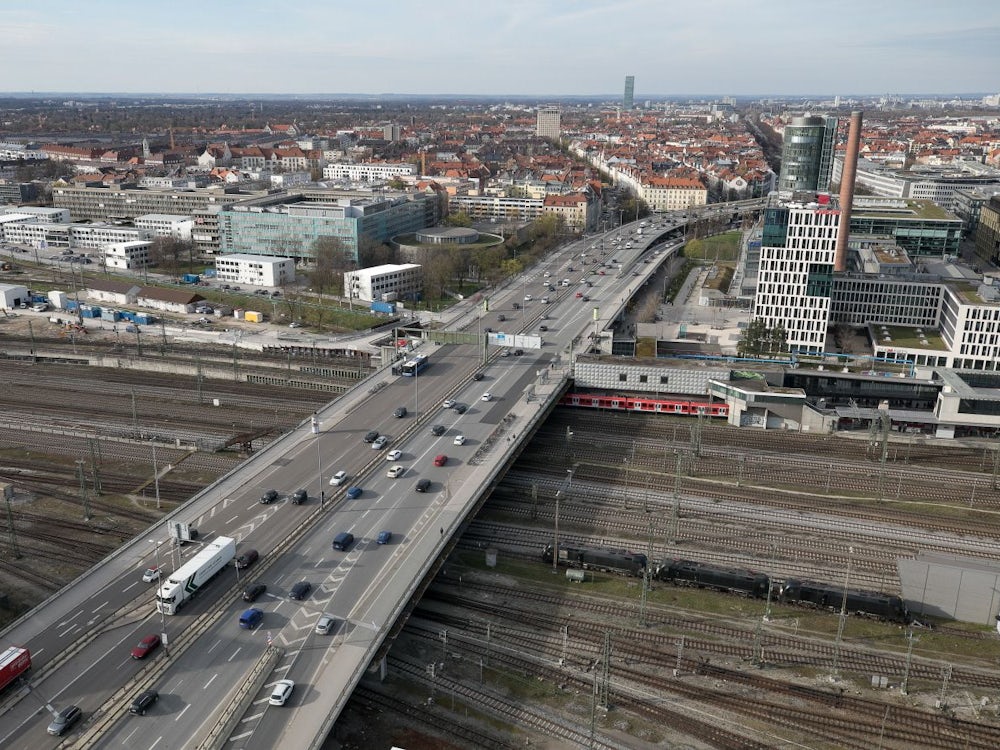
[
  {"left": 386, "top": 465, "right": 405, "bottom": 478},
  {"left": 329, "top": 470, "right": 348, "bottom": 486},
  {"left": 523, "top": 294, "right": 532, "bottom": 301},
  {"left": 141, "top": 566, "right": 160, "bottom": 583},
  {"left": 269, "top": 679, "right": 295, "bottom": 706},
  {"left": 543, "top": 271, "right": 551, "bottom": 278},
  {"left": 386, "top": 449, "right": 402, "bottom": 461},
  {"left": 453, "top": 435, "right": 466, "bottom": 446},
  {"left": 481, "top": 392, "right": 492, "bottom": 402},
  {"left": 442, "top": 399, "right": 456, "bottom": 409},
  {"left": 372, "top": 435, "right": 389, "bottom": 450}
]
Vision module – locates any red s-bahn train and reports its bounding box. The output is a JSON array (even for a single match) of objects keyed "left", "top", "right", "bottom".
[{"left": 559, "top": 392, "right": 728, "bottom": 418}]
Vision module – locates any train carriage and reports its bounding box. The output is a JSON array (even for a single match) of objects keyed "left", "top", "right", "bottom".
[{"left": 560, "top": 393, "right": 728, "bottom": 418}]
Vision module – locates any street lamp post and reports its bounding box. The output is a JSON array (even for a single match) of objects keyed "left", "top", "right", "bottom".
[{"left": 149, "top": 538, "right": 169, "bottom": 656}]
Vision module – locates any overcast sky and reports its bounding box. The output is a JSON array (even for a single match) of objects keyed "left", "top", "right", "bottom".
[{"left": 3, "top": 0, "right": 998, "bottom": 97}]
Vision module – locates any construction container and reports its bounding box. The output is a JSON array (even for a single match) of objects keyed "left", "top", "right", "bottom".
[{"left": 244, "top": 310, "right": 264, "bottom": 323}]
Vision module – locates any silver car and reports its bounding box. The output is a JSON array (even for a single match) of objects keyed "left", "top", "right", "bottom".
[{"left": 315, "top": 614, "right": 336, "bottom": 635}]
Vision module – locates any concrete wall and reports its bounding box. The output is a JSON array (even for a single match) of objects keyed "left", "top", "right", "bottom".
[{"left": 899, "top": 554, "right": 1000, "bottom": 625}]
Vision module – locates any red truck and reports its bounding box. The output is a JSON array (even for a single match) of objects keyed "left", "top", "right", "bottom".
[{"left": 0, "top": 646, "right": 31, "bottom": 692}]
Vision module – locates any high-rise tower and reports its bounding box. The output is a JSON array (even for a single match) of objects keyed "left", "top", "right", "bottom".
[
  {"left": 535, "top": 107, "right": 561, "bottom": 139},
  {"left": 623, "top": 76, "right": 635, "bottom": 110},
  {"left": 777, "top": 115, "right": 839, "bottom": 194}
]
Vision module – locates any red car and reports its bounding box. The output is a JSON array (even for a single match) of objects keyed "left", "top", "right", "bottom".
[
  {"left": 130, "top": 634, "right": 161, "bottom": 660},
  {"left": 433, "top": 454, "right": 448, "bottom": 467},
  {"left": 575, "top": 291, "right": 583, "bottom": 298}
]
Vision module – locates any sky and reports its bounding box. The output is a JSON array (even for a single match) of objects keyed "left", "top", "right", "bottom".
[{"left": 2, "top": 0, "right": 998, "bottom": 97}]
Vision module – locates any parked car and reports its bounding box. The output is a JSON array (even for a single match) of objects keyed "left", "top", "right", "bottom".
[
  {"left": 243, "top": 583, "right": 267, "bottom": 602},
  {"left": 130, "top": 634, "right": 161, "bottom": 660},
  {"left": 372, "top": 435, "right": 389, "bottom": 450},
  {"left": 129, "top": 689, "right": 158, "bottom": 716},
  {"left": 47, "top": 705, "right": 82, "bottom": 736},
  {"left": 290, "top": 488, "right": 307, "bottom": 505},
  {"left": 433, "top": 454, "right": 448, "bottom": 467},
  {"left": 235, "top": 549, "right": 259, "bottom": 569},
  {"left": 259, "top": 489, "right": 279, "bottom": 504},
  {"left": 315, "top": 614, "right": 336, "bottom": 635},
  {"left": 289, "top": 581, "right": 312, "bottom": 600},
  {"left": 329, "top": 470, "right": 348, "bottom": 486},
  {"left": 346, "top": 486, "right": 363, "bottom": 499},
  {"left": 269, "top": 679, "right": 295, "bottom": 706},
  {"left": 376, "top": 530, "right": 392, "bottom": 544}
]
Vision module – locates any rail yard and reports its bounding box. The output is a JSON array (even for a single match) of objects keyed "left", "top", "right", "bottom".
[{"left": 4, "top": 343, "right": 1000, "bottom": 747}]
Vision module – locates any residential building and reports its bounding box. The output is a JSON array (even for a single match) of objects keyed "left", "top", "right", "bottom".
[
  {"left": 641, "top": 177, "right": 708, "bottom": 212},
  {"left": 535, "top": 107, "right": 561, "bottom": 139},
  {"left": 449, "top": 194, "right": 544, "bottom": 223},
  {"left": 542, "top": 193, "right": 595, "bottom": 231},
  {"left": 214, "top": 254, "right": 296, "bottom": 287},
  {"left": 344, "top": 263, "right": 422, "bottom": 303},
  {"left": 777, "top": 115, "right": 839, "bottom": 194},
  {"left": 322, "top": 162, "right": 417, "bottom": 181}
]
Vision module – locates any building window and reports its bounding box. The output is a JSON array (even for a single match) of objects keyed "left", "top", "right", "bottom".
[{"left": 618, "top": 373, "right": 627, "bottom": 382}]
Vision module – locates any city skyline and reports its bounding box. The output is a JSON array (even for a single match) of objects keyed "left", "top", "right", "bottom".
[{"left": 2, "top": 0, "right": 998, "bottom": 97}]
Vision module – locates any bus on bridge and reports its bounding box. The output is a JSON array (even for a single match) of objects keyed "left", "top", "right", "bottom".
[{"left": 400, "top": 354, "right": 429, "bottom": 376}]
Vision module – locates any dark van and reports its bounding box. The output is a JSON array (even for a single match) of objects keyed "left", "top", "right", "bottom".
[
  {"left": 332, "top": 532, "right": 354, "bottom": 551},
  {"left": 239, "top": 608, "right": 263, "bottom": 629},
  {"left": 235, "top": 549, "right": 258, "bottom": 569}
]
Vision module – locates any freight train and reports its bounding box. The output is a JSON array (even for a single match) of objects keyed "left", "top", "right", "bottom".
[
  {"left": 542, "top": 544, "right": 648, "bottom": 576},
  {"left": 559, "top": 392, "right": 729, "bottom": 417},
  {"left": 542, "top": 546, "right": 909, "bottom": 624}
]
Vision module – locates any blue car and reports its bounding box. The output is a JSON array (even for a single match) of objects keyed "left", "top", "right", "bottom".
[
  {"left": 376, "top": 530, "right": 392, "bottom": 544},
  {"left": 346, "top": 486, "right": 362, "bottom": 499}
]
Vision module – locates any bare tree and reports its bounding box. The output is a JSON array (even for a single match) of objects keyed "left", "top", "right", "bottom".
[{"left": 310, "top": 236, "right": 352, "bottom": 295}]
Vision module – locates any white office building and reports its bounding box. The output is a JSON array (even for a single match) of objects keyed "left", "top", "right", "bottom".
[
  {"left": 0, "top": 206, "right": 70, "bottom": 223},
  {"left": 214, "top": 253, "right": 296, "bottom": 287},
  {"left": 752, "top": 194, "right": 842, "bottom": 354},
  {"left": 345, "top": 263, "right": 422, "bottom": 303},
  {"left": 105, "top": 240, "right": 153, "bottom": 270},
  {"left": 69, "top": 224, "right": 155, "bottom": 250},
  {"left": 135, "top": 213, "right": 194, "bottom": 241}
]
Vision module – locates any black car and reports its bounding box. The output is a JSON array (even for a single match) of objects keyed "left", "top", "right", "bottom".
[
  {"left": 539, "top": 325, "right": 549, "bottom": 332},
  {"left": 47, "top": 705, "right": 82, "bottom": 736},
  {"left": 129, "top": 689, "right": 159, "bottom": 716},
  {"left": 235, "top": 549, "right": 259, "bottom": 569},
  {"left": 290, "top": 488, "right": 307, "bottom": 505},
  {"left": 242, "top": 583, "right": 266, "bottom": 602},
  {"left": 454, "top": 403, "right": 468, "bottom": 414},
  {"left": 393, "top": 406, "right": 407, "bottom": 418},
  {"left": 415, "top": 479, "right": 431, "bottom": 493},
  {"left": 498, "top": 313, "right": 506, "bottom": 321},
  {"left": 289, "top": 581, "right": 312, "bottom": 600},
  {"left": 431, "top": 424, "right": 446, "bottom": 436},
  {"left": 513, "top": 349, "right": 524, "bottom": 356},
  {"left": 363, "top": 430, "right": 379, "bottom": 443},
  {"left": 260, "top": 489, "right": 279, "bottom": 504},
  {"left": 472, "top": 372, "right": 485, "bottom": 381}
]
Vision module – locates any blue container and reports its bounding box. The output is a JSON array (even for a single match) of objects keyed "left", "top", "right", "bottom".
[{"left": 182, "top": 273, "right": 200, "bottom": 284}]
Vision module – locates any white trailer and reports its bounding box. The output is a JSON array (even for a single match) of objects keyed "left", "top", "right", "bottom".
[{"left": 156, "top": 536, "right": 236, "bottom": 615}]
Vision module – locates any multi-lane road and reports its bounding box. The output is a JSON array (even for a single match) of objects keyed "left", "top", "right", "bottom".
[{"left": 0, "top": 212, "right": 698, "bottom": 748}]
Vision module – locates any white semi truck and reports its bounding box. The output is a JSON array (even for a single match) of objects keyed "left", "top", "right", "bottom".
[{"left": 156, "top": 536, "right": 236, "bottom": 615}]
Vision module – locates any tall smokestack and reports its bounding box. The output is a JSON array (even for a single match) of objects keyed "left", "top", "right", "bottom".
[{"left": 834, "top": 110, "right": 862, "bottom": 272}]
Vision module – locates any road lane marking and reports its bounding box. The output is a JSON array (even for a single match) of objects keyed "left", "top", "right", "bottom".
[
  {"left": 123, "top": 581, "right": 141, "bottom": 593},
  {"left": 92, "top": 600, "right": 110, "bottom": 613},
  {"left": 58, "top": 624, "right": 78, "bottom": 638},
  {"left": 204, "top": 674, "right": 218, "bottom": 690},
  {"left": 148, "top": 737, "right": 163, "bottom": 749},
  {"left": 175, "top": 704, "right": 190, "bottom": 722},
  {"left": 122, "top": 727, "right": 138, "bottom": 745},
  {"left": 207, "top": 638, "right": 222, "bottom": 653},
  {"left": 228, "top": 647, "right": 242, "bottom": 662}
]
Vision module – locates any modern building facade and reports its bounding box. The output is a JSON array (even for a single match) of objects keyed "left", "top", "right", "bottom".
[
  {"left": 752, "top": 192, "right": 842, "bottom": 354},
  {"left": 535, "top": 107, "right": 561, "bottom": 139},
  {"left": 831, "top": 159, "right": 1000, "bottom": 212},
  {"left": 623, "top": 76, "right": 635, "bottom": 110},
  {"left": 974, "top": 196, "right": 1000, "bottom": 265},
  {"left": 105, "top": 240, "right": 153, "bottom": 270},
  {"left": 214, "top": 254, "right": 296, "bottom": 287},
  {"left": 135, "top": 213, "right": 194, "bottom": 241},
  {"left": 322, "top": 162, "right": 416, "bottom": 181},
  {"left": 777, "top": 116, "right": 839, "bottom": 194},
  {"left": 344, "top": 263, "right": 421, "bottom": 303},
  {"left": 849, "top": 197, "right": 963, "bottom": 258},
  {"left": 218, "top": 192, "right": 436, "bottom": 262}
]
